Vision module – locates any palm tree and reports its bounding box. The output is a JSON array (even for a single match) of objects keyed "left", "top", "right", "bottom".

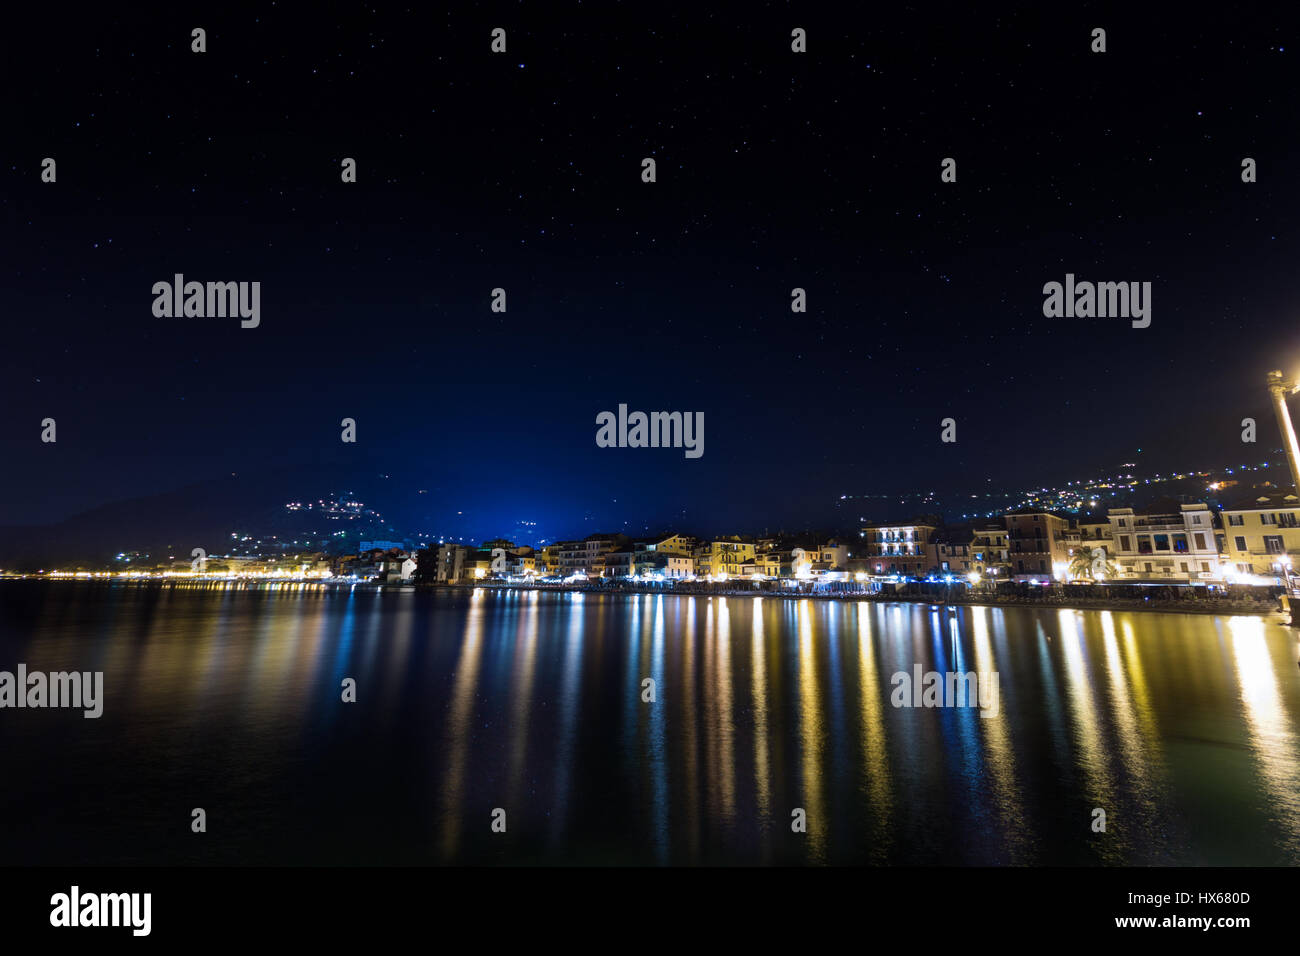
[{"left": 1068, "top": 545, "right": 1117, "bottom": 582}]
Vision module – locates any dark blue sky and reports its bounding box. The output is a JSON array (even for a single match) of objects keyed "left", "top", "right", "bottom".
[{"left": 5, "top": 5, "right": 1300, "bottom": 540}]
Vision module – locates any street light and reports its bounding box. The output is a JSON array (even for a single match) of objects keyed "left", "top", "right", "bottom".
[
  {"left": 1281, "top": 553, "right": 1296, "bottom": 596},
  {"left": 1266, "top": 369, "right": 1300, "bottom": 492}
]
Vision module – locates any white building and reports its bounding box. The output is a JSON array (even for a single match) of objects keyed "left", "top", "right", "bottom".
[{"left": 1107, "top": 502, "right": 1223, "bottom": 583}]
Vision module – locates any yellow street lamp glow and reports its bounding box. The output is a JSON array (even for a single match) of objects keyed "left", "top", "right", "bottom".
[{"left": 1267, "top": 370, "right": 1300, "bottom": 492}]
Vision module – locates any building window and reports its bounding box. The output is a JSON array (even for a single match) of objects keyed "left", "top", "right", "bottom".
[
  {"left": 1119, "top": 535, "right": 1131, "bottom": 551},
  {"left": 1154, "top": 534, "right": 1171, "bottom": 552},
  {"left": 1265, "top": 536, "right": 1284, "bottom": 555},
  {"left": 1261, "top": 514, "right": 1277, "bottom": 525},
  {"left": 1235, "top": 536, "right": 1247, "bottom": 552},
  {"left": 1173, "top": 535, "right": 1188, "bottom": 554},
  {"left": 1137, "top": 536, "right": 1153, "bottom": 555},
  {"left": 1194, "top": 533, "right": 1206, "bottom": 550}
]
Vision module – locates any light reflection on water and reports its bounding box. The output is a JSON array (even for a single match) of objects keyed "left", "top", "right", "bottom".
[{"left": 1, "top": 581, "right": 1298, "bottom": 865}]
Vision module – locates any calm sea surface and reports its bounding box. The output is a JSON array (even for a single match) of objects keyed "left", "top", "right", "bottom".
[{"left": 2, "top": 581, "right": 1298, "bottom": 865}]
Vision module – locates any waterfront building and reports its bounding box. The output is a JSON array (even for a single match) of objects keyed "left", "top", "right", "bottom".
[
  {"left": 1106, "top": 501, "right": 1223, "bottom": 583},
  {"left": 693, "top": 537, "right": 756, "bottom": 579},
  {"left": 859, "top": 521, "right": 937, "bottom": 577},
  {"left": 1219, "top": 491, "right": 1300, "bottom": 582},
  {"left": 1061, "top": 519, "right": 1114, "bottom": 563},
  {"left": 757, "top": 550, "right": 790, "bottom": 579},
  {"left": 933, "top": 526, "right": 974, "bottom": 575},
  {"left": 435, "top": 543, "right": 472, "bottom": 584},
  {"left": 379, "top": 555, "right": 417, "bottom": 583},
  {"left": 559, "top": 534, "right": 629, "bottom": 577},
  {"left": 431, "top": 543, "right": 496, "bottom": 583},
  {"left": 605, "top": 540, "right": 695, "bottom": 580},
  {"left": 538, "top": 543, "right": 563, "bottom": 577},
  {"left": 970, "top": 525, "right": 1011, "bottom": 580},
  {"left": 1004, "top": 510, "right": 1070, "bottom": 583},
  {"left": 644, "top": 533, "right": 696, "bottom": 556},
  {"left": 817, "top": 540, "right": 850, "bottom": 570},
  {"left": 509, "top": 551, "right": 538, "bottom": 577}
]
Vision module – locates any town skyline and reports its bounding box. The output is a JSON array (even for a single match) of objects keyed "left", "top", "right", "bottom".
[
  {"left": 0, "top": 446, "right": 1294, "bottom": 571},
  {"left": 12, "top": 452, "right": 1300, "bottom": 593}
]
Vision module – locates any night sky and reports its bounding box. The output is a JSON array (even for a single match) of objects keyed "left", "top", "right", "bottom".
[{"left": 5, "top": 5, "right": 1300, "bottom": 543}]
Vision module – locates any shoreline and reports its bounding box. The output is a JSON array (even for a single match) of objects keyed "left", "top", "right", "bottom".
[
  {"left": 4, "top": 576, "right": 1287, "bottom": 621},
  {"left": 443, "top": 581, "right": 1287, "bottom": 620}
]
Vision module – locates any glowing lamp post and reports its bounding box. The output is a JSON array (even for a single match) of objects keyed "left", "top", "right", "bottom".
[{"left": 1266, "top": 370, "right": 1300, "bottom": 494}]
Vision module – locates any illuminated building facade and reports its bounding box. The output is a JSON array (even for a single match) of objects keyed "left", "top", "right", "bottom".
[
  {"left": 860, "top": 522, "right": 937, "bottom": 577},
  {"left": 1004, "top": 510, "right": 1070, "bottom": 583},
  {"left": 693, "top": 538, "right": 756, "bottom": 579},
  {"left": 934, "top": 526, "right": 974, "bottom": 574},
  {"left": 1219, "top": 492, "right": 1300, "bottom": 582},
  {"left": 1107, "top": 502, "right": 1222, "bottom": 583},
  {"left": 970, "top": 525, "right": 1010, "bottom": 579}
]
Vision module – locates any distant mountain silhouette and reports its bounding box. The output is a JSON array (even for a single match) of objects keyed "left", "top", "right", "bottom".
[{"left": 0, "top": 466, "right": 411, "bottom": 570}]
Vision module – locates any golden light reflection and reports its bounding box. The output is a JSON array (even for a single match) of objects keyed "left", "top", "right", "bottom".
[
  {"left": 971, "top": 605, "right": 1027, "bottom": 859},
  {"left": 1228, "top": 616, "right": 1300, "bottom": 850},
  {"left": 751, "top": 599, "right": 771, "bottom": 827},
  {"left": 854, "top": 601, "right": 893, "bottom": 859},
  {"left": 1099, "top": 612, "right": 1158, "bottom": 802},
  {"left": 648, "top": 594, "right": 669, "bottom": 861},
  {"left": 797, "top": 599, "right": 827, "bottom": 861},
  {"left": 1056, "top": 608, "right": 1117, "bottom": 857},
  {"left": 439, "top": 599, "right": 486, "bottom": 858},
  {"left": 1118, "top": 617, "right": 1161, "bottom": 747},
  {"left": 549, "top": 591, "right": 586, "bottom": 844},
  {"left": 681, "top": 595, "right": 700, "bottom": 857},
  {"left": 507, "top": 595, "right": 541, "bottom": 807},
  {"left": 709, "top": 598, "right": 737, "bottom": 823}
]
